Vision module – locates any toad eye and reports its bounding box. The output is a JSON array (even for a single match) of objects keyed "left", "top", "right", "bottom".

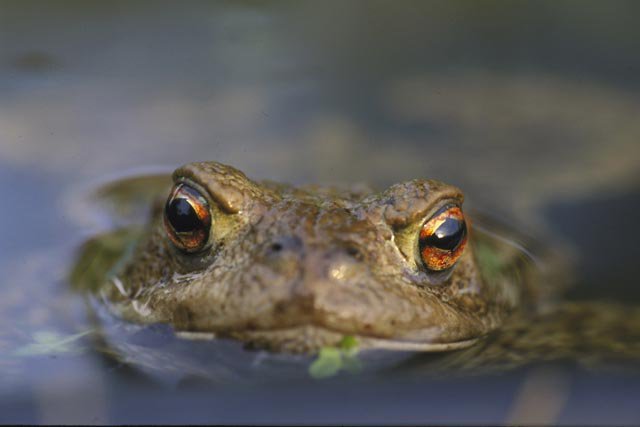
[
  {"left": 418, "top": 205, "right": 467, "bottom": 272},
  {"left": 163, "top": 183, "right": 211, "bottom": 253}
]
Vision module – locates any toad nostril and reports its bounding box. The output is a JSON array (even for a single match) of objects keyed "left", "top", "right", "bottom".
[
  {"left": 267, "top": 236, "right": 303, "bottom": 254},
  {"left": 345, "top": 245, "right": 362, "bottom": 259},
  {"left": 264, "top": 236, "right": 303, "bottom": 274}
]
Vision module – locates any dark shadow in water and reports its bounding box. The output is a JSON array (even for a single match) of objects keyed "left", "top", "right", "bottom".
[
  {"left": 543, "top": 185, "right": 640, "bottom": 301},
  {"left": 7, "top": 51, "right": 59, "bottom": 73}
]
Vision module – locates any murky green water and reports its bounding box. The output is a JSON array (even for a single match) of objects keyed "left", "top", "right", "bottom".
[{"left": 2, "top": 1, "right": 640, "bottom": 424}]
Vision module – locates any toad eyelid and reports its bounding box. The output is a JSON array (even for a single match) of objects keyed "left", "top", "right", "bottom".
[{"left": 174, "top": 178, "right": 213, "bottom": 205}]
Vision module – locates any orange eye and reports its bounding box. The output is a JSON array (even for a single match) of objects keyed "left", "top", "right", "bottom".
[
  {"left": 418, "top": 205, "right": 467, "bottom": 271},
  {"left": 163, "top": 184, "right": 211, "bottom": 253}
]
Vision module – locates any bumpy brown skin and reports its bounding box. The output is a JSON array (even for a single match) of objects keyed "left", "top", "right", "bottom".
[{"left": 104, "top": 162, "right": 517, "bottom": 353}]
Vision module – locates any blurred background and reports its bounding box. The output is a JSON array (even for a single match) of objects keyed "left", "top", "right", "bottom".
[{"left": 1, "top": 0, "right": 640, "bottom": 424}]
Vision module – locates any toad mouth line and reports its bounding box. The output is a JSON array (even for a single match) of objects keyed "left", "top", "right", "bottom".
[{"left": 176, "top": 325, "right": 480, "bottom": 352}]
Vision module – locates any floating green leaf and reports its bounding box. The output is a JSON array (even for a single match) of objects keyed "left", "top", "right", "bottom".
[
  {"left": 339, "top": 335, "right": 359, "bottom": 355},
  {"left": 309, "top": 347, "right": 342, "bottom": 379},
  {"left": 308, "top": 335, "right": 361, "bottom": 379}
]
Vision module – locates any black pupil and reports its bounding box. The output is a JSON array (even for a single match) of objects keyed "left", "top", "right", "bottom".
[
  {"left": 166, "top": 198, "right": 201, "bottom": 232},
  {"left": 422, "top": 218, "right": 466, "bottom": 251}
]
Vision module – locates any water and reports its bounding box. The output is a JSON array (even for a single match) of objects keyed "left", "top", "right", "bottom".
[{"left": 2, "top": 1, "right": 640, "bottom": 424}]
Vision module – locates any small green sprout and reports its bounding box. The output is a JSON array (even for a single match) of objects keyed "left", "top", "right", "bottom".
[{"left": 309, "top": 335, "right": 362, "bottom": 379}]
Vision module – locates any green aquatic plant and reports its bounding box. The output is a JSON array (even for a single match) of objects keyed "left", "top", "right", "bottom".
[{"left": 309, "top": 335, "right": 362, "bottom": 379}]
